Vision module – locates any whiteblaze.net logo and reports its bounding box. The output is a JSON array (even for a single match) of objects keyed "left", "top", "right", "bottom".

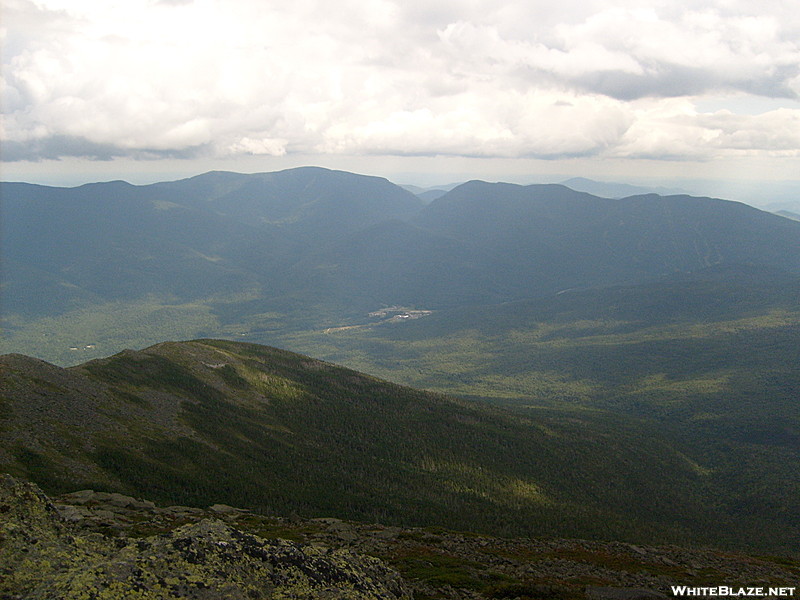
[{"left": 671, "top": 587, "right": 796, "bottom": 597}]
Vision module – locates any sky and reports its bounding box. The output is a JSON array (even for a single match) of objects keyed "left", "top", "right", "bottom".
[{"left": 2, "top": 0, "right": 800, "bottom": 202}]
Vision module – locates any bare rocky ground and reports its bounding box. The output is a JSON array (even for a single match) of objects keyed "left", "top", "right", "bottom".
[
  {"left": 0, "top": 476, "right": 409, "bottom": 600},
  {"left": 3, "top": 479, "right": 794, "bottom": 600}
]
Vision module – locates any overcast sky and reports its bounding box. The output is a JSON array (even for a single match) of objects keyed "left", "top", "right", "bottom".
[{"left": 2, "top": 0, "right": 799, "bottom": 195}]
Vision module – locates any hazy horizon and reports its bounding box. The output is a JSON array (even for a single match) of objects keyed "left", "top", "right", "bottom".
[{"left": 3, "top": 160, "right": 799, "bottom": 210}]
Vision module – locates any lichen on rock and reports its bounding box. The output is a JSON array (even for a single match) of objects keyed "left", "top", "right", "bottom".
[{"left": 0, "top": 475, "right": 410, "bottom": 599}]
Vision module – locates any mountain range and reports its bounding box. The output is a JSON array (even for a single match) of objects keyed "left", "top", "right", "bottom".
[
  {"left": 2, "top": 166, "right": 800, "bottom": 558},
  {"left": 3, "top": 167, "right": 798, "bottom": 324}
]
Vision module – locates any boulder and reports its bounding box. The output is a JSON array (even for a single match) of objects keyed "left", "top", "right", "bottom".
[
  {"left": 209, "top": 503, "right": 246, "bottom": 514},
  {"left": 59, "top": 489, "right": 97, "bottom": 504}
]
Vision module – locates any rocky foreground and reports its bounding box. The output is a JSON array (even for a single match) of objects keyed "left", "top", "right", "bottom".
[
  {"left": 0, "top": 475, "right": 409, "bottom": 599},
  {"left": 1, "top": 475, "right": 798, "bottom": 600}
]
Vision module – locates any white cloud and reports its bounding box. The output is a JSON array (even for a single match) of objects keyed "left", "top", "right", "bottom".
[
  {"left": 616, "top": 99, "right": 800, "bottom": 160},
  {"left": 2, "top": 0, "right": 799, "bottom": 165},
  {"left": 225, "top": 136, "right": 287, "bottom": 156}
]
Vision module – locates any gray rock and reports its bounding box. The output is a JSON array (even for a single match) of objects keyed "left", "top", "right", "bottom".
[
  {"left": 372, "top": 527, "right": 402, "bottom": 540},
  {"left": 209, "top": 503, "right": 245, "bottom": 514},
  {"left": 89, "top": 491, "right": 114, "bottom": 502},
  {"left": 54, "top": 504, "right": 91, "bottom": 523},
  {"left": 89, "top": 509, "right": 118, "bottom": 520},
  {"left": 328, "top": 521, "right": 359, "bottom": 543},
  {"left": 163, "top": 505, "right": 206, "bottom": 516},
  {"left": 59, "top": 490, "right": 96, "bottom": 504},
  {"left": 628, "top": 544, "right": 648, "bottom": 556},
  {"left": 312, "top": 517, "right": 344, "bottom": 525},
  {"left": 105, "top": 492, "right": 138, "bottom": 508},
  {"left": 132, "top": 498, "right": 156, "bottom": 510}
]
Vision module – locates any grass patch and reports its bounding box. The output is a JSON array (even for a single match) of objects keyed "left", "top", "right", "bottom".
[
  {"left": 484, "top": 582, "right": 577, "bottom": 600},
  {"left": 391, "top": 548, "right": 484, "bottom": 589}
]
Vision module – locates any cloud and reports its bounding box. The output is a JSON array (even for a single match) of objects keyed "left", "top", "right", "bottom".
[
  {"left": 616, "top": 100, "right": 800, "bottom": 160},
  {"left": 225, "top": 137, "right": 288, "bottom": 156},
  {"left": 0, "top": 135, "right": 207, "bottom": 162},
  {"left": 697, "top": 108, "right": 800, "bottom": 153},
  {"left": 2, "top": 0, "right": 799, "bottom": 164},
  {"left": 318, "top": 89, "right": 633, "bottom": 159},
  {"left": 436, "top": 8, "right": 800, "bottom": 100}
]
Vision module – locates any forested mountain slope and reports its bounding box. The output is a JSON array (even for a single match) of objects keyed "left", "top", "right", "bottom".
[{"left": 3, "top": 338, "right": 796, "bottom": 553}]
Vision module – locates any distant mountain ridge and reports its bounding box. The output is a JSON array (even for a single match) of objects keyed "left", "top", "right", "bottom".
[
  {"left": 1, "top": 167, "right": 419, "bottom": 317},
  {"left": 3, "top": 166, "right": 800, "bottom": 365},
  {"left": 4, "top": 168, "right": 798, "bottom": 317},
  {"left": 153, "top": 167, "right": 423, "bottom": 237},
  {"left": 559, "top": 177, "right": 687, "bottom": 198},
  {"left": 410, "top": 180, "right": 800, "bottom": 300}
]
